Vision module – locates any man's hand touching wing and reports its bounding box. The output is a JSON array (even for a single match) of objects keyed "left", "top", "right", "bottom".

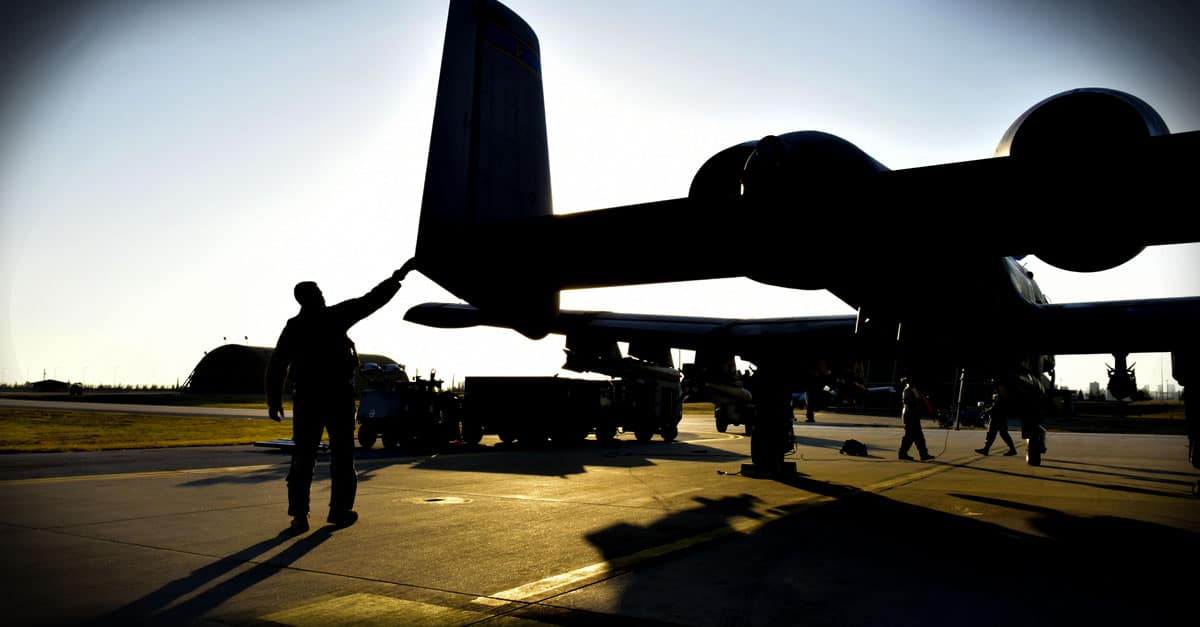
[{"left": 394, "top": 258, "right": 418, "bottom": 282}]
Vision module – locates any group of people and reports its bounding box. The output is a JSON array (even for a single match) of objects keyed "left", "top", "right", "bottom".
[{"left": 897, "top": 376, "right": 1019, "bottom": 462}]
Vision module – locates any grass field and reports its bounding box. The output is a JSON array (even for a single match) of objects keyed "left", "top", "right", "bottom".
[
  {"left": 0, "top": 399, "right": 1187, "bottom": 453},
  {"left": 0, "top": 407, "right": 293, "bottom": 453},
  {"left": 0, "top": 392, "right": 288, "bottom": 410}
]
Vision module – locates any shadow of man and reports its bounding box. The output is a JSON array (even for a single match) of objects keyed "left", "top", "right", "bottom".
[{"left": 93, "top": 528, "right": 332, "bottom": 625}]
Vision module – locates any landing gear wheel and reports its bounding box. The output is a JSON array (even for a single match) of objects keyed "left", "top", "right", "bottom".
[
  {"left": 357, "top": 427, "right": 377, "bottom": 449},
  {"left": 661, "top": 424, "right": 679, "bottom": 442},
  {"left": 635, "top": 429, "right": 655, "bottom": 443},
  {"left": 1026, "top": 430, "right": 1046, "bottom": 466},
  {"left": 1022, "top": 423, "right": 1047, "bottom": 466},
  {"left": 595, "top": 424, "right": 618, "bottom": 444},
  {"left": 381, "top": 433, "right": 399, "bottom": 450},
  {"left": 750, "top": 431, "right": 781, "bottom": 473},
  {"left": 460, "top": 420, "right": 483, "bottom": 445},
  {"left": 750, "top": 415, "right": 792, "bottom": 475},
  {"left": 1026, "top": 441, "right": 1041, "bottom": 466}
]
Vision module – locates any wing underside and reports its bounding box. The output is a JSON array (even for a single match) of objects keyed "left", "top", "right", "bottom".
[{"left": 406, "top": 297, "right": 1200, "bottom": 365}]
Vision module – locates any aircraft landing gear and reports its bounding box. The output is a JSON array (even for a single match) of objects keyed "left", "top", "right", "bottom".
[
  {"left": 744, "top": 372, "right": 796, "bottom": 477},
  {"left": 1169, "top": 352, "right": 1196, "bottom": 494},
  {"left": 1024, "top": 424, "right": 1047, "bottom": 467}
]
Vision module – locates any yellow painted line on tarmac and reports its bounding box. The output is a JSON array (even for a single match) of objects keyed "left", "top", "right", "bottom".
[
  {"left": 471, "top": 495, "right": 830, "bottom": 606},
  {"left": 473, "top": 460, "right": 958, "bottom": 606},
  {"left": 0, "top": 464, "right": 282, "bottom": 486},
  {"left": 259, "top": 593, "right": 490, "bottom": 627}
]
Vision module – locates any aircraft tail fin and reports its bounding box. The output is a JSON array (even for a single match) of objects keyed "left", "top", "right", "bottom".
[{"left": 414, "top": 0, "right": 557, "bottom": 338}]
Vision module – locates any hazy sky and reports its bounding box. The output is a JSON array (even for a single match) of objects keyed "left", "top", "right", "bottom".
[{"left": 2, "top": 0, "right": 1198, "bottom": 393}]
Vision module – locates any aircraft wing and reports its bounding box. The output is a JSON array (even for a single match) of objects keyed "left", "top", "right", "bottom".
[
  {"left": 413, "top": 0, "right": 1200, "bottom": 340},
  {"left": 406, "top": 296, "right": 1200, "bottom": 365},
  {"left": 1030, "top": 297, "right": 1200, "bottom": 355},
  {"left": 405, "top": 302, "right": 860, "bottom": 360}
]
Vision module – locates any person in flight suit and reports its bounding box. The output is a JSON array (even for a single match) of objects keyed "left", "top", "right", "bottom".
[
  {"left": 898, "top": 376, "right": 935, "bottom": 461},
  {"left": 975, "top": 383, "right": 1018, "bottom": 456},
  {"left": 266, "top": 261, "right": 414, "bottom": 533}
]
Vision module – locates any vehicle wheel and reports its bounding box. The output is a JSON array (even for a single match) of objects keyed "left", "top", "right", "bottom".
[
  {"left": 498, "top": 430, "right": 516, "bottom": 445},
  {"left": 461, "top": 420, "right": 484, "bottom": 445},
  {"left": 554, "top": 429, "right": 589, "bottom": 447},
  {"left": 661, "top": 424, "right": 679, "bottom": 442},
  {"left": 716, "top": 419, "right": 728, "bottom": 433},
  {"left": 381, "top": 433, "right": 399, "bottom": 449},
  {"left": 411, "top": 433, "right": 436, "bottom": 454},
  {"left": 357, "top": 426, "right": 377, "bottom": 449},
  {"left": 595, "top": 424, "right": 618, "bottom": 444},
  {"left": 635, "top": 429, "right": 654, "bottom": 443}
]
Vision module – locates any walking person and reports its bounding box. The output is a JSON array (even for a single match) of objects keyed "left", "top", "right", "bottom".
[
  {"left": 266, "top": 261, "right": 414, "bottom": 533},
  {"left": 976, "top": 384, "right": 1018, "bottom": 456},
  {"left": 898, "top": 376, "right": 935, "bottom": 461}
]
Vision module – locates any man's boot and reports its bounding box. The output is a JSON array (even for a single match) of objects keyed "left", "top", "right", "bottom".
[{"left": 289, "top": 515, "right": 309, "bottom": 534}]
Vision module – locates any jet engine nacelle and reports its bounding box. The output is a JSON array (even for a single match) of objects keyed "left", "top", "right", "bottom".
[
  {"left": 688, "top": 131, "right": 889, "bottom": 202},
  {"left": 688, "top": 131, "right": 889, "bottom": 290},
  {"left": 996, "top": 88, "right": 1169, "bottom": 272},
  {"left": 740, "top": 131, "right": 890, "bottom": 199}
]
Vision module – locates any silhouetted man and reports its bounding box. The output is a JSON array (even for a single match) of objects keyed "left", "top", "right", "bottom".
[
  {"left": 898, "top": 377, "right": 935, "bottom": 461},
  {"left": 266, "top": 262, "right": 414, "bottom": 533},
  {"left": 975, "top": 384, "right": 1018, "bottom": 456}
]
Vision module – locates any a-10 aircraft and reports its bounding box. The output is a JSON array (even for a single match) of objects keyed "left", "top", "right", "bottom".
[{"left": 402, "top": 0, "right": 1200, "bottom": 475}]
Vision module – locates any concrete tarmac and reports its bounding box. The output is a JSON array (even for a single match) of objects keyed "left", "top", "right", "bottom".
[{"left": 2, "top": 409, "right": 1197, "bottom": 626}]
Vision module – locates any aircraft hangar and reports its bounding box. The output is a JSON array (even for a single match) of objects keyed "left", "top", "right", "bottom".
[{"left": 183, "top": 344, "right": 400, "bottom": 394}]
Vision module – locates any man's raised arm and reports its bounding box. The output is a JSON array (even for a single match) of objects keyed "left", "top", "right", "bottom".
[{"left": 333, "top": 261, "right": 418, "bottom": 328}]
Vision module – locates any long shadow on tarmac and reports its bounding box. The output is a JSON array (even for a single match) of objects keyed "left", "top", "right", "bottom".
[
  {"left": 520, "top": 472, "right": 1200, "bottom": 627},
  {"left": 794, "top": 434, "right": 854, "bottom": 451},
  {"left": 91, "top": 527, "right": 332, "bottom": 625},
  {"left": 179, "top": 465, "right": 289, "bottom": 487},
  {"left": 173, "top": 438, "right": 745, "bottom": 483},
  {"left": 942, "top": 458, "right": 1196, "bottom": 498},
  {"left": 413, "top": 439, "right": 746, "bottom": 477},
  {"left": 1047, "top": 457, "right": 1200, "bottom": 479}
]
